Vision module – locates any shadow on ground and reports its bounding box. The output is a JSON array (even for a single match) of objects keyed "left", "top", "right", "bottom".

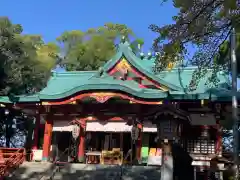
[{"left": 4, "top": 162, "right": 55, "bottom": 180}]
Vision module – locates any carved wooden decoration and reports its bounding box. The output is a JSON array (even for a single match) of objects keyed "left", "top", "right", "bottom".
[
  {"left": 115, "top": 58, "right": 131, "bottom": 72},
  {"left": 89, "top": 92, "right": 115, "bottom": 103},
  {"left": 109, "top": 58, "right": 169, "bottom": 91},
  {"left": 39, "top": 92, "right": 162, "bottom": 105}
]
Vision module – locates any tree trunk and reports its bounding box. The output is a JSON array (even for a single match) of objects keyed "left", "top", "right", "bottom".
[
  {"left": 24, "top": 119, "right": 34, "bottom": 161},
  {"left": 5, "top": 124, "right": 12, "bottom": 148},
  {"left": 5, "top": 127, "right": 10, "bottom": 148}
]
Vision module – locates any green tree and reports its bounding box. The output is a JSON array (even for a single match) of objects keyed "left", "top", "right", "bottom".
[
  {"left": 0, "top": 17, "right": 59, "bottom": 147},
  {"left": 0, "top": 17, "right": 58, "bottom": 96},
  {"left": 214, "top": 31, "right": 240, "bottom": 74},
  {"left": 149, "top": 1, "right": 239, "bottom": 159},
  {"left": 149, "top": 0, "right": 239, "bottom": 85},
  {"left": 57, "top": 23, "right": 144, "bottom": 71}
]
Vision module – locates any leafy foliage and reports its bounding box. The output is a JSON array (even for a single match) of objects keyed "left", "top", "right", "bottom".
[
  {"left": 214, "top": 31, "right": 240, "bottom": 74},
  {"left": 0, "top": 107, "right": 31, "bottom": 147},
  {"left": 57, "top": 23, "right": 144, "bottom": 71},
  {"left": 150, "top": 1, "right": 239, "bottom": 151},
  {"left": 0, "top": 17, "right": 58, "bottom": 96},
  {"left": 150, "top": 0, "right": 240, "bottom": 85},
  {"left": 0, "top": 17, "right": 59, "bottom": 147}
]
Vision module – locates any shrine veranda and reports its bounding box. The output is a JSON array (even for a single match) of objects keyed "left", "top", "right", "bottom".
[{"left": 0, "top": 42, "right": 235, "bottom": 176}]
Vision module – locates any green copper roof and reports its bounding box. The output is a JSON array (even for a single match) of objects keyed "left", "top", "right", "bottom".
[
  {"left": 0, "top": 42, "right": 234, "bottom": 104},
  {"left": 38, "top": 73, "right": 168, "bottom": 100}
]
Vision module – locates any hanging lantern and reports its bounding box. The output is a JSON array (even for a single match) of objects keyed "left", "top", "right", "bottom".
[
  {"left": 157, "top": 119, "right": 179, "bottom": 140},
  {"left": 72, "top": 124, "right": 80, "bottom": 140},
  {"left": 215, "top": 103, "right": 221, "bottom": 113},
  {"left": 86, "top": 132, "right": 91, "bottom": 140},
  {"left": 131, "top": 125, "right": 139, "bottom": 141}
]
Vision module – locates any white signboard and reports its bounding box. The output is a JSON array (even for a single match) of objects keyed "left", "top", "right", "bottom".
[
  {"left": 86, "top": 122, "right": 132, "bottom": 132},
  {"left": 32, "top": 149, "right": 43, "bottom": 161},
  {"left": 147, "top": 155, "right": 162, "bottom": 166}
]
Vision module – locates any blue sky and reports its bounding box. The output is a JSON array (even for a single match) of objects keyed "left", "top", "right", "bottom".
[
  {"left": 1, "top": 0, "right": 178, "bottom": 52},
  {"left": 2, "top": 1, "right": 237, "bottom": 87}
]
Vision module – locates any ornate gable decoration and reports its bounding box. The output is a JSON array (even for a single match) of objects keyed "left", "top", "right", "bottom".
[
  {"left": 115, "top": 58, "right": 131, "bottom": 73},
  {"left": 89, "top": 92, "right": 115, "bottom": 103},
  {"left": 109, "top": 57, "right": 169, "bottom": 91}
]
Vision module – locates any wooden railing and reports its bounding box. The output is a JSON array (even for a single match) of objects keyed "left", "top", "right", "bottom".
[{"left": 0, "top": 148, "right": 25, "bottom": 177}]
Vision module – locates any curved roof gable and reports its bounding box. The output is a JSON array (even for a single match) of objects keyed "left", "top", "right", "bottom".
[
  {"left": 37, "top": 72, "right": 168, "bottom": 100},
  {"left": 102, "top": 42, "right": 182, "bottom": 91}
]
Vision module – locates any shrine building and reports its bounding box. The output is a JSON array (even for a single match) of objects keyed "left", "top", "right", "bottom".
[{"left": 0, "top": 41, "right": 234, "bottom": 179}]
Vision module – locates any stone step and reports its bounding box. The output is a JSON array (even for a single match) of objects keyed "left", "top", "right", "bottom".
[
  {"left": 52, "top": 164, "right": 161, "bottom": 180},
  {"left": 5, "top": 162, "right": 54, "bottom": 180},
  {"left": 5, "top": 163, "right": 162, "bottom": 180}
]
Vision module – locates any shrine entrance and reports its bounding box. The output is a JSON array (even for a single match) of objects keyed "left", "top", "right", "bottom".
[
  {"left": 51, "top": 132, "right": 70, "bottom": 162},
  {"left": 52, "top": 131, "right": 80, "bottom": 163}
]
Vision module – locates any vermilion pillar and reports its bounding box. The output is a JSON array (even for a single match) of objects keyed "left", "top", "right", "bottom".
[
  {"left": 32, "top": 113, "right": 40, "bottom": 150},
  {"left": 215, "top": 119, "right": 222, "bottom": 156},
  {"left": 42, "top": 116, "right": 53, "bottom": 161},
  {"left": 136, "top": 124, "right": 142, "bottom": 161},
  {"left": 215, "top": 104, "right": 222, "bottom": 156},
  {"left": 78, "top": 119, "right": 86, "bottom": 163}
]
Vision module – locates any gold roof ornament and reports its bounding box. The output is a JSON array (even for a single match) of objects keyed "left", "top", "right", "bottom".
[
  {"left": 167, "top": 56, "right": 182, "bottom": 71},
  {"left": 167, "top": 62, "right": 174, "bottom": 71}
]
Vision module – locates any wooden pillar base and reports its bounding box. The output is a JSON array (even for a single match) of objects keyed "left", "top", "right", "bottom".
[
  {"left": 42, "top": 157, "right": 49, "bottom": 162},
  {"left": 78, "top": 155, "right": 85, "bottom": 163},
  {"left": 136, "top": 124, "right": 142, "bottom": 162}
]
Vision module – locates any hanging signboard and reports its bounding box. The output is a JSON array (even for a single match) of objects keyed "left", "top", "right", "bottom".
[
  {"left": 131, "top": 125, "right": 139, "bottom": 141},
  {"left": 72, "top": 124, "right": 80, "bottom": 139}
]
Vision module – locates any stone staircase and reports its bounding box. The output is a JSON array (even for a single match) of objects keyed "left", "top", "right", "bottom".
[
  {"left": 5, "top": 163, "right": 162, "bottom": 180},
  {"left": 6, "top": 162, "right": 54, "bottom": 180},
  {"left": 52, "top": 164, "right": 161, "bottom": 180}
]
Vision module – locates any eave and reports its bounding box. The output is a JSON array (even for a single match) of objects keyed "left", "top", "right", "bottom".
[{"left": 0, "top": 87, "right": 237, "bottom": 106}]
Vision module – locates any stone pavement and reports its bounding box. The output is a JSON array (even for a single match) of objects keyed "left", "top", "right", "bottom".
[
  {"left": 5, "top": 163, "right": 162, "bottom": 180},
  {"left": 53, "top": 164, "right": 161, "bottom": 180},
  {"left": 5, "top": 162, "right": 54, "bottom": 180}
]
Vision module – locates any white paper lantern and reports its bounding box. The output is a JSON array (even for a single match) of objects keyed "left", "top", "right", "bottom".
[
  {"left": 72, "top": 124, "right": 80, "bottom": 139},
  {"left": 131, "top": 126, "right": 139, "bottom": 141}
]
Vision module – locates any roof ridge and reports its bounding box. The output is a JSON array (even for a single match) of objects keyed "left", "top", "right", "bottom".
[
  {"left": 122, "top": 45, "right": 183, "bottom": 91},
  {"left": 52, "top": 71, "right": 97, "bottom": 77},
  {"left": 158, "top": 67, "right": 228, "bottom": 74}
]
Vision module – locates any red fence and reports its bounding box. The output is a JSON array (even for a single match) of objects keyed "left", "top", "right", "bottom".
[{"left": 0, "top": 148, "right": 25, "bottom": 177}]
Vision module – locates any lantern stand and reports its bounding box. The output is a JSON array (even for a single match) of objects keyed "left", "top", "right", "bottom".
[{"left": 155, "top": 115, "right": 182, "bottom": 180}]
